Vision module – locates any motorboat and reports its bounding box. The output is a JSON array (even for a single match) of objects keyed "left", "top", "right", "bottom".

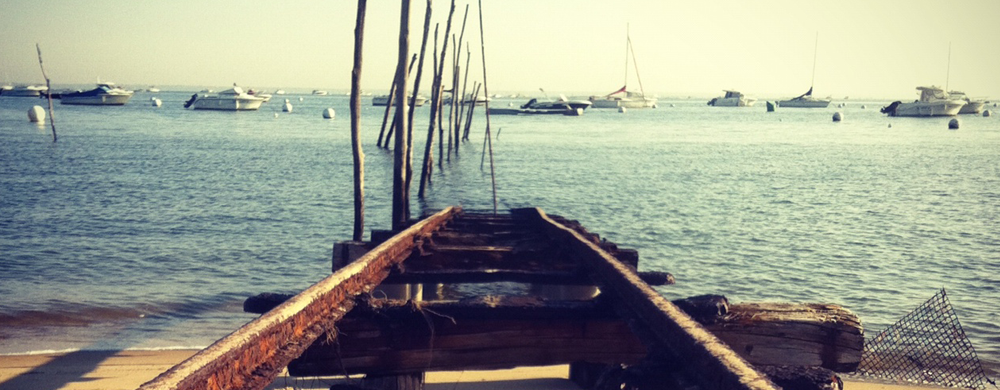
[
  {"left": 2, "top": 85, "right": 48, "bottom": 97},
  {"left": 146, "top": 86, "right": 161, "bottom": 93},
  {"left": 948, "top": 91, "right": 986, "bottom": 114},
  {"left": 443, "top": 93, "right": 490, "bottom": 106},
  {"left": 488, "top": 96, "right": 591, "bottom": 116},
  {"left": 372, "top": 94, "right": 427, "bottom": 107},
  {"left": 880, "top": 86, "right": 966, "bottom": 117},
  {"left": 312, "top": 90, "right": 328, "bottom": 95},
  {"left": 183, "top": 86, "right": 266, "bottom": 111},
  {"left": 59, "top": 83, "right": 134, "bottom": 105},
  {"left": 590, "top": 26, "right": 657, "bottom": 109},
  {"left": 708, "top": 90, "right": 756, "bottom": 107},
  {"left": 778, "top": 87, "right": 831, "bottom": 108}
]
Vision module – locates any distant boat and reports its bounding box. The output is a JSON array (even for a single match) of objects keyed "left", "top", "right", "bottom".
[
  {"left": 489, "top": 96, "right": 591, "bottom": 116},
  {"left": 247, "top": 89, "right": 272, "bottom": 102},
  {"left": 708, "top": 90, "right": 756, "bottom": 107},
  {"left": 312, "top": 90, "right": 328, "bottom": 95},
  {"left": 590, "top": 25, "right": 657, "bottom": 109},
  {"left": 443, "top": 93, "right": 490, "bottom": 106},
  {"left": 372, "top": 94, "right": 427, "bottom": 107},
  {"left": 2, "top": 85, "right": 48, "bottom": 97},
  {"left": 778, "top": 33, "right": 831, "bottom": 108},
  {"left": 880, "top": 86, "right": 965, "bottom": 117},
  {"left": 60, "top": 83, "right": 134, "bottom": 105},
  {"left": 274, "top": 89, "right": 286, "bottom": 95},
  {"left": 147, "top": 86, "right": 161, "bottom": 93},
  {"left": 948, "top": 90, "right": 986, "bottom": 114},
  {"left": 183, "top": 86, "right": 266, "bottom": 111}
]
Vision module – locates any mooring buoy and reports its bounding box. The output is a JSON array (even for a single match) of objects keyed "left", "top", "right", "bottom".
[
  {"left": 618, "top": 106, "right": 626, "bottom": 113},
  {"left": 323, "top": 108, "right": 336, "bottom": 119},
  {"left": 152, "top": 98, "right": 162, "bottom": 107},
  {"left": 28, "top": 105, "right": 45, "bottom": 123},
  {"left": 948, "top": 118, "right": 960, "bottom": 130},
  {"left": 983, "top": 110, "right": 992, "bottom": 117},
  {"left": 832, "top": 112, "right": 843, "bottom": 122},
  {"left": 283, "top": 99, "right": 293, "bottom": 113}
]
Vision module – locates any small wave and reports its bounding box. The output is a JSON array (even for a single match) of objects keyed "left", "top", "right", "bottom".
[{"left": 0, "top": 306, "right": 148, "bottom": 327}]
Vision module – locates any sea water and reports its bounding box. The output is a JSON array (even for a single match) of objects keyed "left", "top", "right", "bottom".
[{"left": 1, "top": 93, "right": 998, "bottom": 375}]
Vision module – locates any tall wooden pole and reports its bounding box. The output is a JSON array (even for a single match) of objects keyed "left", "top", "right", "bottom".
[
  {"left": 477, "top": 0, "right": 497, "bottom": 214},
  {"left": 384, "top": 54, "right": 417, "bottom": 150},
  {"left": 35, "top": 44, "right": 56, "bottom": 142},
  {"left": 392, "top": 0, "right": 412, "bottom": 230},
  {"left": 459, "top": 47, "right": 472, "bottom": 140},
  {"left": 375, "top": 81, "right": 396, "bottom": 148},
  {"left": 350, "top": 0, "right": 368, "bottom": 242},
  {"left": 451, "top": 5, "right": 470, "bottom": 154},
  {"left": 404, "top": 0, "right": 435, "bottom": 219}
]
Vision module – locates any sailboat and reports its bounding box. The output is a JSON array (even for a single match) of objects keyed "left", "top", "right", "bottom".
[
  {"left": 778, "top": 33, "right": 831, "bottom": 108},
  {"left": 590, "top": 25, "right": 657, "bottom": 109}
]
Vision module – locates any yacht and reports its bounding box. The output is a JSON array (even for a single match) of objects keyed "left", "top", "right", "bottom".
[
  {"left": 60, "top": 83, "right": 134, "bottom": 105},
  {"left": 880, "top": 86, "right": 965, "bottom": 117},
  {"left": 372, "top": 94, "right": 427, "bottom": 107},
  {"left": 183, "top": 86, "right": 266, "bottom": 111}
]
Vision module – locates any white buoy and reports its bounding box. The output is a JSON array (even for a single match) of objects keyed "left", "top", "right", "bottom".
[
  {"left": 618, "top": 106, "right": 627, "bottom": 113},
  {"left": 298, "top": 97, "right": 304, "bottom": 102},
  {"left": 323, "top": 108, "right": 335, "bottom": 119},
  {"left": 669, "top": 104, "right": 675, "bottom": 107},
  {"left": 283, "top": 99, "right": 293, "bottom": 113},
  {"left": 152, "top": 98, "right": 162, "bottom": 107},
  {"left": 861, "top": 105, "right": 866, "bottom": 109},
  {"left": 832, "top": 112, "right": 843, "bottom": 122},
  {"left": 28, "top": 105, "right": 45, "bottom": 123},
  {"left": 983, "top": 110, "right": 992, "bottom": 117},
  {"left": 274, "top": 112, "right": 279, "bottom": 118},
  {"left": 948, "top": 118, "right": 960, "bottom": 130}
]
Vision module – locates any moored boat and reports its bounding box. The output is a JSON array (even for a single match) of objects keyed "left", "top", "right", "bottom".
[
  {"left": 708, "top": 90, "right": 756, "bottom": 107},
  {"left": 489, "top": 96, "right": 591, "bottom": 115},
  {"left": 590, "top": 25, "right": 657, "bottom": 109},
  {"left": 183, "top": 86, "right": 266, "bottom": 111},
  {"left": 778, "top": 87, "right": 831, "bottom": 108},
  {"left": 2, "top": 85, "right": 48, "bottom": 97},
  {"left": 372, "top": 94, "right": 427, "bottom": 107},
  {"left": 59, "top": 83, "right": 134, "bottom": 105},
  {"left": 948, "top": 91, "right": 986, "bottom": 114},
  {"left": 880, "top": 86, "right": 966, "bottom": 117}
]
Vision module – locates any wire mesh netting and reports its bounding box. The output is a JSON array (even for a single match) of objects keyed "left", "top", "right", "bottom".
[{"left": 857, "top": 288, "right": 990, "bottom": 389}]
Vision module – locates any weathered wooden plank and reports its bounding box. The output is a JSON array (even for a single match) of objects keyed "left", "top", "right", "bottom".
[
  {"left": 529, "top": 208, "right": 779, "bottom": 390},
  {"left": 137, "top": 207, "right": 462, "bottom": 390}
]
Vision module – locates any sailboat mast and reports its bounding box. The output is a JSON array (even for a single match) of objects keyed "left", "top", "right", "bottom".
[
  {"left": 810, "top": 32, "right": 818, "bottom": 89},
  {"left": 623, "top": 23, "right": 629, "bottom": 90},
  {"left": 946, "top": 42, "right": 951, "bottom": 91},
  {"left": 628, "top": 33, "right": 647, "bottom": 98}
]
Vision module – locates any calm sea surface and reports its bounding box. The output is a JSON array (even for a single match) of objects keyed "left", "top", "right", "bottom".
[{"left": 1, "top": 92, "right": 998, "bottom": 374}]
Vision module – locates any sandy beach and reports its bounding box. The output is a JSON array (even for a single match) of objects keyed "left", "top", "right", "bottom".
[{"left": 0, "top": 349, "right": 951, "bottom": 390}]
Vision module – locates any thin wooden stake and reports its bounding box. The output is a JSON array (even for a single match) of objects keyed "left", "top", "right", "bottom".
[
  {"left": 460, "top": 48, "right": 473, "bottom": 140},
  {"left": 376, "top": 80, "right": 396, "bottom": 148},
  {"left": 405, "top": 0, "right": 435, "bottom": 219},
  {"left": 384, "top": 54, "right": 417, "bottom": 150},
  {"left": 350, "top": 0, "right": 368, "bottom": 242},
  {"left": 477, "top": 0, "right": 497, "bottom": 215},
  {"left": 452, "top": 5, "right": 470, "bottom": 152},
  {"left": 35, "top": 44, "right": 56, "bottom": 142}
]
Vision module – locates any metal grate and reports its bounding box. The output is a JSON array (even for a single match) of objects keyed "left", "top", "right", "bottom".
[{"left": 857, "top": 288, "right": 989, "bottom": 389}]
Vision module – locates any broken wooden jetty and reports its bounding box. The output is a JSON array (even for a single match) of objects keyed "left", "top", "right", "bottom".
[{"left": 138, "top": 207, "right": 863, "bottom": 390}]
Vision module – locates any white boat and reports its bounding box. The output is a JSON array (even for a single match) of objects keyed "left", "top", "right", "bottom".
[
  {"left": 778, "top": 87, "right": 831, "bottom": 108},
  {"left": 183, "top": 86, "right": 266, "bottom": 111},
  {"left": 948, "top": 91, "right": 986, "bottom": 114},
  {"left": 708, "top": 90, "right": 756, "bottom": 107},
  {"left": 146, "top": 86, "right": 161, "bottom": 93},
  {"left": 372, "top": 94, "right": 427, "bottom": 107},
  {"left": 590, "top": 25, "right": 657, "bottom": 109},
  {"left": 489, "top": 95, "right": 591, "bottom": 116},
  {"left": 2, "top": 85, "right": 48, "bottom": 97},
  {"left": 247, "top": 89, "right": 272, "bottom": 102},
  {"left": 778, "top": 33, "right": 831, "bottom": 108},
  {"left": 59, "top": 83, "right": 134, "bottom": 105},
  {"left": 880, "top": 86, "right": 965, "bottom": 117}
]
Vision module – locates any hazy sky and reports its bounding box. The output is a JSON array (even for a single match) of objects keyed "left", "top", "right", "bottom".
[{"left": 2, "top": 1, "right": 999, "bottom": 99}]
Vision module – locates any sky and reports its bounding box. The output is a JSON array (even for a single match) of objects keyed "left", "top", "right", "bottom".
[{"left": 2, "top": 0, "right": 999, "bottom": 99}]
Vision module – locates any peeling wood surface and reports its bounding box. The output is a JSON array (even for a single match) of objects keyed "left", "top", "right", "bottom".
[{"left": 136, "top": 207, "right": 461, "bottom": 390}]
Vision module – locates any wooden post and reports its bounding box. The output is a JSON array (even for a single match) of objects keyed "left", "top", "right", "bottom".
[
  {"left": 35, "top": 44, "right": 56, "bottom": 142},
  {"left": 459, "top": 48, "right": 472, "bottom": 141},
  {"left": 451, "top": 6, "right": 469, "bottom": 154},
  {"left": 350, "top": 0, "right": 368, "bottom": 242},
  {"left": 375, "top": 81, "right": 396, "bottom": 148},
  {"left": 477, "top": 0, "right": 498, "bottom": 214},
  {"left": 383, "top": 54, "right": 418, "bottom": 151},
  {"left": 404, "top": 0, "right": 434, "bottom": 221},
  {"left": 391, "top": 0, "right": 412, "bottom": 230},
  {"left": 463, "top": 82, "right": 479, "bottom": 142}
]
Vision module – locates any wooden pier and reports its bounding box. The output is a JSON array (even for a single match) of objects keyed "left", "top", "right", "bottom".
[{"left": 138, "top": 207, "right": 862, "bottom": 390}]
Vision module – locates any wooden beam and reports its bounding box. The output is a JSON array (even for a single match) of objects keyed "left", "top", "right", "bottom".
[
  {"left": 530, "top": 208, "right": 780, "bottom": 390},
  {"left": 137, "top": 207, "right": 462, "bottom": 390}
]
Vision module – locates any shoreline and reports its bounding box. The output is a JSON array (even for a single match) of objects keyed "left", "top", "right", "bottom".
[{"left": 0, "top": 349, "right": 952, "bottom": 390}]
